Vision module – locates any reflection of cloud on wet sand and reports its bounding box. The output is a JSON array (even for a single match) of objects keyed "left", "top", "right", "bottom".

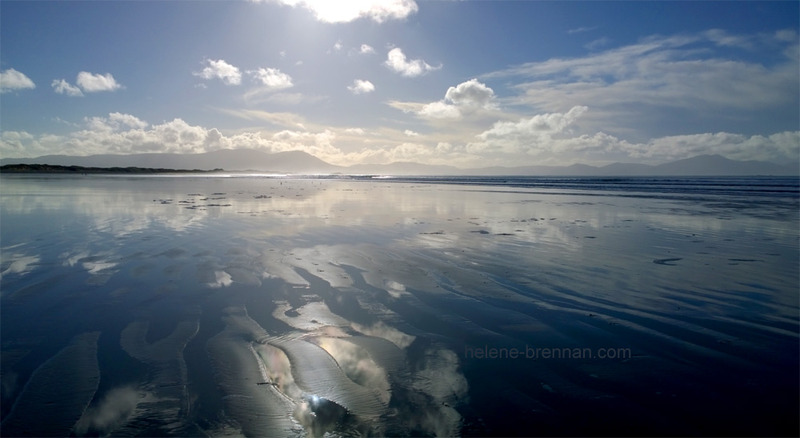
[
  {"left": 352, "top": 321, "right": 415, "bottom": 349},
  {"left": 0, "top": 248, "right": 40, "bottom": 280},
  {"left": 313, "top": 337, "right": 391, "bottom": 404},
  {"left": 59, "top": 250, "right": 120, "bottom": 285},
  {"left": 409, "top": 348, "right": 469, "bottom": 437},
  {"left": 206, "top": 270, "right": 233, "bottom": 288},
  {"left": 384, "top": 280, "right": 408, "bottom": 298},
  {"left": 273, "top": 300, "right": 350, "bottom": 331},
  {"left": 74, "top": 386, "right": 145, "bottom": 435}
]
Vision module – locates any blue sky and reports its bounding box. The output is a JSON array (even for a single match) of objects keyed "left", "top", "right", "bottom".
[{"left": 1, "top": 0, "right": 798, "bottom": 167}]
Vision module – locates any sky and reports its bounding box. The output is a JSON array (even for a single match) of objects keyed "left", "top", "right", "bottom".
[{"left": 1, "top": 0, "right": 798, "bottom": 168}]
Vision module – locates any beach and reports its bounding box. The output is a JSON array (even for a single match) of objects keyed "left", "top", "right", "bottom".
[{"left": 1, "top": 174, "right": 798, "bottom": 436}]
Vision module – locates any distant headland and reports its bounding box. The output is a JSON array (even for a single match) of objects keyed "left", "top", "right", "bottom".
[{"left": 0, "top": 164, "right": 225, "bottom": 174}]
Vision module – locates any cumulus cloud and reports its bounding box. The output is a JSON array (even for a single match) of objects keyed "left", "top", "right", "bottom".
[
  {"left": 76, "top": 72, "right": 122, "bottom": 92},
  {"left": 418, "top": 79, "right": 496, "bottom": 119},
  {"left": 248, "top": 67, "right": 293, "bottom": 90},
  {"left": 468, "top": 106, "right": 601, "bottom": 157},
  {"left": 52, "top": 79, "right": 83, "bottom": 97},
  {"left": 194, "top": 59, "right": 241, "bottom": 85},
  {"left": 479, "top": 106, "right": 587, "bottom": 141},
  {"left": 347, "top": 79, "right": 375, "bottom": 94},
  {"left": 0, "top": 68, "right": 35, "bottom": 93},
  {"left": 51, "top": 71, "right": 122, "bottom": 96},
  {"left": 445, "top": 79, "right": 495, "bottom": 108},
  {"left": 359, "top": 44, "right": 375, "bottom": 54},
  {"left": 418, "top": 101, "right": 461, "bottom": 119},
  {"left": 385, "top": 48, "right": 440, "bottom": 77},
  {"left": 85, "top": 112, "right": 149, "bottom": 131},
  {"left": 261, "top": 0, "right": 418, "bottom": 23}
]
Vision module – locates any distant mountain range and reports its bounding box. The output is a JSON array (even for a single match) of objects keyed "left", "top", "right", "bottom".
[{"left": 1, "top": 149, "right": 797, "bottom": 176}]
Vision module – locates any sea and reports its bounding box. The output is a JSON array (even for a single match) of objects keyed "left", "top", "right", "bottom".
[{"left": 1, "top": 174, "right": 798, "bottom": 436}]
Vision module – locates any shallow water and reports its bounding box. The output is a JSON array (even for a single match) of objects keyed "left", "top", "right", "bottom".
[{"left": 1, "top": 174, "right": 797, "bottom": 436}]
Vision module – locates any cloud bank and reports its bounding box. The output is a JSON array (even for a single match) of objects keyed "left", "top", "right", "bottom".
[{"left": 1, "top": 109, "right": 797, "bottom": 168}]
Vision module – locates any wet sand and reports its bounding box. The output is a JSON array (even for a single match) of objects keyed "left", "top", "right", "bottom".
[{"left": 1, "top": 174, "right": 797, "bottom": 436}]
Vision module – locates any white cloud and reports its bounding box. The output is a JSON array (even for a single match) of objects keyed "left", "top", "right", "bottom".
[
  {"left": 347, "top": 79, "right": 375, "bottom": 94},
  {"left": 479, "top": 106, "right": 587, "bottom": 141},
  {"left": 636, "top": 131, "right": 800, "bottom": 163},
  {"left": 51, "top": 72, "right": 122, "bottom": 96},
  {"left": 485, "top": 30, "right": 799, "bottom": 138},
  {"left": 242, "top": 88, "right": 324, "bottom": 106},
  {"left": 585, "top": 37, "right": 610, "bottom": 51},
  {"left": 703, "top": 28, "right": 755, "bottom": 49},
  {"left": 444, "top": 79, "right": 495, "bottom": 108},
  {"left": 418, "top": 79, "right": 496, "bottom": 119},
  {"left": 76, "top": 72, "right": 122, "bottom": 92},
  {"left": 567, "top": 26, "right": 597, "bottom": 35},
  {"left": 248, "top": 67, "right": 293, "bottom": 90},
  {"left": 468, "top": 106, "right": 590, "bottom": 157},
  {"left": 464, "top": 105, "right": 799, "bottom": 165},
  {"left": 418, "top": 101, "right": 460, "bottom": 119},
  {"left": 85, "top": 112, "right": 148, "bottom": 132},
  {"left": 0, "top": 111, "right": 354, "bottom": 162},
  {"left": 261, "top": 0, "right": 418, "bottom": 23},
  {"left": 385, "top": 48, "right": 440, "bottom": 77},
  {"left": 359, "top": 44, "right": 375, "bottom": 54},
  {"left": 193, "top": 59, "right": 241, "bottom": 85},
  {"left": 3, "top": 108, "right": 796, "bottom": 169},
  {"left": 268, "top": 129, "right": 348, "bottom": 160},
  {"left": 52, "top": 79, "right": 84, "bottom": 97},
  {"left": 775, "top": 29, "right": 798, "bottom": 43},
  {"left": 0, "top": 68, "right": 35, "bottom": 93},
  {"left": 0, "top": 131, "right": 35, "bottom": 156}
]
